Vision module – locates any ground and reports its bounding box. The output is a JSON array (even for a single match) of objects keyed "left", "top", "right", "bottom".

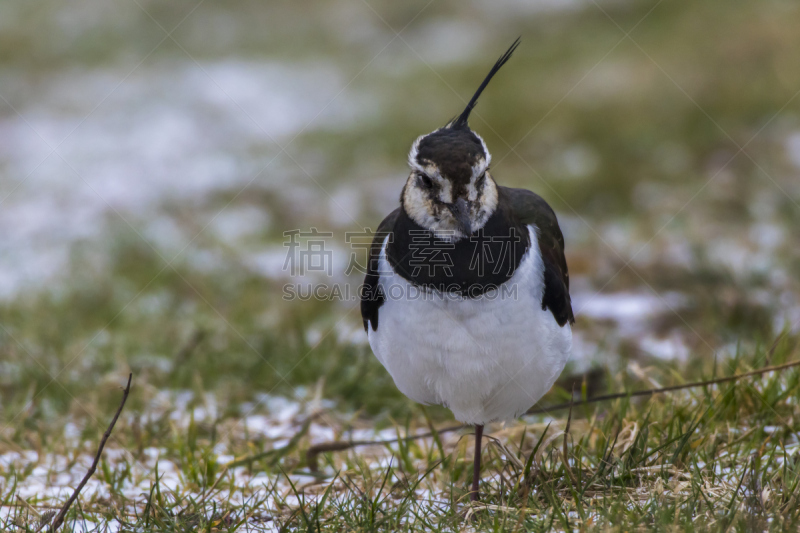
[{"left": 1, "top": 0, "right": 800, "bottom": 530}]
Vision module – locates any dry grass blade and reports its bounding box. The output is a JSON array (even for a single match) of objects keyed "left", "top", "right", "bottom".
[
  {"left": 16, "top": 495, "right": 41, "bottom": 519},
  {"left": 486, "top": 436, "right": 525, "bottom": 472},
  {"left": 49, "top": 373, "right": 132, "bottom": 532},
  {"left": 562, "top": 395, "right": 579, "bottom": 487},
  {"left": 465, "top": 502, "right": 527, "bottom": 522}
]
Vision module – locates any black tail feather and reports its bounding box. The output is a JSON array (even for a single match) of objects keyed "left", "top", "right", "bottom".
[{"left": 451, "top": 37, "right": 521, "bottom": 129}]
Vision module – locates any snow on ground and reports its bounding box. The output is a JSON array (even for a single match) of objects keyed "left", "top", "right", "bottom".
[
  {"left": 0, "top": 60, "right": 372, "bottom": 298},
  {"left": 0, "top": 390, "right": 460, "bottom": 531}
]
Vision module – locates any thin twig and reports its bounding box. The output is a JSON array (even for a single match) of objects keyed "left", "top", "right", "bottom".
[
  {"left": 305, "top": 359, "right": 800, "bottom": 462},
  {"left": 231, "top": 410, "right": 324, "bottom": 471},
  {"left": 306, "top": 424, "right": 465, "bottom": 472},
  {"left": 50, "top": 374, "right": 132, "bottom": 532},
  {"left": 526, "top": 358, "right": 800, "bottom": 416}
]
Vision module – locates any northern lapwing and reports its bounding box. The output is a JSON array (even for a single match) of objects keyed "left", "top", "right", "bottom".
[{"left": 361, "top": 38, "right": 574, "bottom": 504}]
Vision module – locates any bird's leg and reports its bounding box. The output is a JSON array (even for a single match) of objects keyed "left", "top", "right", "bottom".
[{"left": 470, "top": 424, "right": 483, "bottom": 503}]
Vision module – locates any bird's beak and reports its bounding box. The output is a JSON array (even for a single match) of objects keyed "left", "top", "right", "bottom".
[{"left": 447, "top": 198, "right": 472, "bottom": 235}]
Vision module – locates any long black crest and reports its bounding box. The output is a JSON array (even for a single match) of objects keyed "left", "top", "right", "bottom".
[{"left": 451, "top": 37, "right": 521, "bottom": 129}]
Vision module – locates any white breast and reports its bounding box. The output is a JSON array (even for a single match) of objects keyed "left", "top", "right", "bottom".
[{"left": 367, "top": 225, "right": 572, "bottom": 425}]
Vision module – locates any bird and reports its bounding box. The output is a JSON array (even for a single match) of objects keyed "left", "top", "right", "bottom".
[{"left": 360, "top": 38, "right": 574, "bottom": 504}]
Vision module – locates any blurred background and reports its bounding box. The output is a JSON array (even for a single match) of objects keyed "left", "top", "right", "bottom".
[{"left": 1, "top": 0, "right": 800, "bottom": 446}]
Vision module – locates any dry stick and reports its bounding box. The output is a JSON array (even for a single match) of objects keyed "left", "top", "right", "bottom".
[
  {"left": 526, "top": 358, "right": 800, "bottom": 416},
  {"left": 306, "top": 359, "right": 800, "bottom": 466},
  {"left": 49, "top": 374, "right": 132, "bottom": 533},
  {"left": 306, "top": 424, "right": 464, "bottom": 472}
]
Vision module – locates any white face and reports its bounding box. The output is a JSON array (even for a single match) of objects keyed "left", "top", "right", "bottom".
[{"left": 402, "top": 132, "right": 498, "bottom": 240}]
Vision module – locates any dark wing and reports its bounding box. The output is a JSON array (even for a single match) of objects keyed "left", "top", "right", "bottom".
[
  {"left": 500, "top": 186, "right": 575, "bottom": 327},
  {"left": 360, "top": 208, "right": 400, "bottom": 332}
]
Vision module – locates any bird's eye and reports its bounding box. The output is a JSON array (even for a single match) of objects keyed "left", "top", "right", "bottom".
[{"left": 418, "top": 174, "right": 433, "bottom": 189}]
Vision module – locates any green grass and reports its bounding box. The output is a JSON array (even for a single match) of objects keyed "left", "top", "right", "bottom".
[
  {"left": 2, "top": 0, "right": 800, "bottom": 529},
  {"left": 2, "top": 334, "right": 799, "bottom": 531}
]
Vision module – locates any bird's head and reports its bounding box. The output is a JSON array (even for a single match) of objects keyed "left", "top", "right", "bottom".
[{"left": 401, "top": 38, "right": 520, "bottom": 241}]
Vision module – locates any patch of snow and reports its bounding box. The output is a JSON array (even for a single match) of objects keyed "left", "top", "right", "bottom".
[
  {"left": 639, "top": 333, "right": 689, "bottom": 361},
  {"left": 0, "top": 59, "right": 372, "bottom": 298},
  {"left": 785, "top": 131, "right": 800, "bottom": 169},
  {"left": 210, "top": 205, "right": 272, "bottom": 242},
  {"left": 749, "top": 222, "right": 786, "bottom": 253},
  {"left": 707, "top": 238, "right": 771, "bottom": 277},
  {"left": 574, "top": 291, "right": 687, "bottom": 325},
  {"left": 555, "top": 143, "right": 599, "bottom": 180}
]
